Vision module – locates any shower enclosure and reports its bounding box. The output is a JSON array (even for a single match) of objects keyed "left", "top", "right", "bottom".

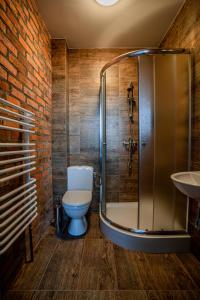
[{"left": 99, "top": 49, "right": 191, "bottom": 252}]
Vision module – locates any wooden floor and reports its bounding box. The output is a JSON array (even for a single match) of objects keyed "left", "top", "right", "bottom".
[{"left": 4, "top": 213, "right": 200, "bottom": 300}]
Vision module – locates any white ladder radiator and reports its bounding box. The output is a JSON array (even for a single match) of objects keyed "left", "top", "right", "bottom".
[{"left": 0, "top": 97, "right": 37, "bottom": 256}]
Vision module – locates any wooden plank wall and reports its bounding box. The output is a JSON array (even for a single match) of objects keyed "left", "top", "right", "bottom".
[{"left": 160, "top": 0, "right": 200, "bottom": 259}]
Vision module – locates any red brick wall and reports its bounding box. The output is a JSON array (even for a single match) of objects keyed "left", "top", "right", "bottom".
[{"left": 0, "top": 0, "right": 52, "bottom": 289}]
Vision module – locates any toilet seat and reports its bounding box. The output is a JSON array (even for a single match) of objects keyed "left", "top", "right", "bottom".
[{"left": 62, "top": 190, "right": 92, "bottom": 206}]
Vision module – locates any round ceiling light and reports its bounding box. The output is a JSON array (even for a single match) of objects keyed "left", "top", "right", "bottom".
[{"left": 96, "top": 0, "right": 119, "bottom": 6}]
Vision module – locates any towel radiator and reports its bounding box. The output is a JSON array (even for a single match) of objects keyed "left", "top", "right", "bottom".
[{"left": 0, "top": 97, "right": 37, "bottom": 256}]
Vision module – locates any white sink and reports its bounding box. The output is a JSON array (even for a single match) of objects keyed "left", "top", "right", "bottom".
[{"left": 171, "top": 171, "right": 200, "bottom": 200}]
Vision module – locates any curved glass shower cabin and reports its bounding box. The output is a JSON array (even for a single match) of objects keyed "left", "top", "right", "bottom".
[{"left": 99, "top": 49, "right": 191, "bottom": 252}]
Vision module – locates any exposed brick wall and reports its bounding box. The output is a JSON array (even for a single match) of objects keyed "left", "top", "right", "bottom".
[
  {"left": 68, "top": 49, "right": 138, "bottom": 210},
  {"left": 160, "top": 0, "right": 200, "bottom": 259},
  {"left": 0, "top": 0, "right": 52, "bottom": 289},
  {"left": 51, "top": 39, "right": 69, "bottom": 202}
]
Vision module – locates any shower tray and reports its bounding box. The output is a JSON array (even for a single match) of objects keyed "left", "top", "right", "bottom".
[
  {"left": 106, "top": 202, "right": 138, "bottom": 229},
  {"left": 100, "top": 209, "right": 190, "bottom": 253}
]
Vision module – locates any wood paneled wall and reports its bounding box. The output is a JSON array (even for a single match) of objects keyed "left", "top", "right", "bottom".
[
  {"left": 68, "top": 49, "right": 138, "bottom": 210},
  {"left": 52, "top": 39, "right": 69, "bottom": 203},
  {"left": 160, "top": 0, "right": 200, "bottom": 259}
]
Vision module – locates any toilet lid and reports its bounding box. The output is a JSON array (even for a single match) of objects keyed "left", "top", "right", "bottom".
[{"left": 62, "top": 190, "right": 92, "bottom": 206}]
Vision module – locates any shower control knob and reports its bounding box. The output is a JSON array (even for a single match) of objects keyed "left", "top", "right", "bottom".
[
  {"left": 142, "top": 142, "right": 147, "bottom": 147},
  {"left": 123, "top": 140, "right": 130, "bottom": 146}
]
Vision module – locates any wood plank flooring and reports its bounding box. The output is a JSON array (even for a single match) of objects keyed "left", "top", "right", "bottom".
[
  {"left": 3, "top": 213, "right": 200, "bottom": 300},
  {"left": 39, "top": 240, "right": 84, "bottom": 290},
  {"left": 77, "top": 239, "right": 117, "bottom": 290}
]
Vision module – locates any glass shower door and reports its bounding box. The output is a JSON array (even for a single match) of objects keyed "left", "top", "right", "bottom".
[
  {"left": 100, "top": 51, "right": 191, "bottom": 235},
  {"left": 100, "top": 58, "right": 139, "bottom": 230},
  {"left": 138, "top": 54, "right": 191, "bottom": 232}
]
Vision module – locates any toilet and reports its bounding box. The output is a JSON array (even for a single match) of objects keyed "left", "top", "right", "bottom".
[{"left": 62, "top": 166, "right": 93, "bottom": 236}]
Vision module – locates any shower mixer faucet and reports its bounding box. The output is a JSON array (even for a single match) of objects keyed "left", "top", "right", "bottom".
[
  {"left": 123, "top": 138, "right": 136, "bottom": 149},
  {"left": 123, "top": 138, "right": 137, "bottom": 171},
  {"left": 123, "top": 81, "right": 137, "bottom": 173}
]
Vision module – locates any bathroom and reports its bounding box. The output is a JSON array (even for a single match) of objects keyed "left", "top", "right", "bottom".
[{"left": 0, "top": 0, "right": 200, "bottom": 299}]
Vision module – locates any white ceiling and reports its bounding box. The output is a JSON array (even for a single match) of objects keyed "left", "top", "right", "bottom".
[{"left": 37, "top": 0, "right": 185, "bottom": 48}]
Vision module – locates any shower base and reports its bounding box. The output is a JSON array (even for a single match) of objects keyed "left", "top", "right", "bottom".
[
  {"left": 106, "top": 202, "right": 138, "bottom": 229},
  {"left": 100, "top": 202, "right": 190, "bottom": 253}
]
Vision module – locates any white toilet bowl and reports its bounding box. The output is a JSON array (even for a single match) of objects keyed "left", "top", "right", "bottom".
[
  {"left": 62, "top": 190, "right": 92, "bottom": 236},
  {"left": 62, "top": 166, "right": 93, "bottom": 236}
]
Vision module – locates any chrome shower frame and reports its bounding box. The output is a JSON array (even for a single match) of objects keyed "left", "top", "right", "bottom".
[{"left": 99, "top": 48, "right": 191, "bottom": 236}]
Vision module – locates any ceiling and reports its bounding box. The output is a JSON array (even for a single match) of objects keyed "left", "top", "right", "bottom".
[{"left": 37, "top": 0, "right": 185, "bottom": 49}]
